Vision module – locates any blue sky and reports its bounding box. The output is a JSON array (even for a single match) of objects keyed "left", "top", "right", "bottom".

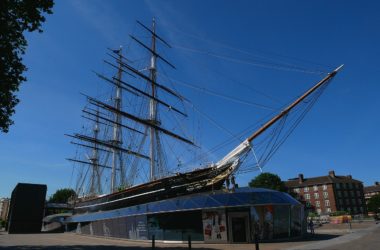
[{"left": 1, "top": 0, "right": 379, "bottom": 198}]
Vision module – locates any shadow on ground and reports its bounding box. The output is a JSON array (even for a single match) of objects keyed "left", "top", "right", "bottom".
[
  {"left": 0, "top": 246, "right": 217, "bottom": 250},
  {"left": 257, "top": 233, "right": 340, "bottom": 244}
]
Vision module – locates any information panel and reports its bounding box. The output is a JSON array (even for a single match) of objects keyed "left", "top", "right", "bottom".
[{"left": 202, "top": 210, "right": 227, "bottom": 242}]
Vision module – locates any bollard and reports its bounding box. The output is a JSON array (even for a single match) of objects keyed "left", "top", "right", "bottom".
[
  {"left": 152, "top": 234, "right": 155, "bottom": 250},
  {"left": 254, "top": 232, "right": 259, "bottom": 250},
  {"left": 188, "top": 234, "right": 192, "bottom": 250}
]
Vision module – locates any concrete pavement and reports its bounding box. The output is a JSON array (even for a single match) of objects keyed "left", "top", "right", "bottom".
[
  {"left": 0, "top": 222, "right": 378, "bottom": 250},
  {"left": 285, "top": 223, "right": 380, "bottom": 250}
]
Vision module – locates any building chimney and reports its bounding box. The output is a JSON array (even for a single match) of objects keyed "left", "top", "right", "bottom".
[
  {"left": 328, "top": 170, "right": 335, "bottom": 178},
  {"left": 347, "top": 175, "right": 352, "bottom": 179},
  {"left": 375, "top": 181, "right": 379, "bottom": 186},
  {"left": 298, "top": 174, "right": 304, "bottom": 184}
]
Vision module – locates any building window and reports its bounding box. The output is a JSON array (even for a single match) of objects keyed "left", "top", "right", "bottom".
[
  {"left": 356, "top": 191, "right": 361, "bottom": 196},
  {"left": 317, "top": 209, "right": 322, "bottom": 214},
  {"left": 350, "top": 191, "right": 354, "bottom": 197},
  {"left": 344, "top": 191, "right": 348, "bottom": 197},
  {"left": 305, "top": 193, "right": 310, "bottom": 200},
  {"left": 323, "top": 185, "right": 327, "bottom": 190},
  {"left": 304, "top": 187, "right": 309, "bottom": 192},
  {"left": 339, "top": 199, "right": 343, "bottom": 205},
  {"left": 314, "top": 193, "right": 319, "bottom": 199},
  {"left": 345, "top": 199, "right": 349, "bottom": 205},
  {"left": 349, "top": 183, "right": 353, "bottom": 189},
  {"left": 323, "top": 192, "right": 328, "bottom": 199},
  {"left": 357, "top": 199, "right": 362, "bottom": 205},
  {"left": 360, "top": 207, "right": 364, "bottom": 213},
  {"left": 353, "top": 207, "right": 357, "bottom": 213},
  {"left": 294, "top": 188, "right": 300, "bottom": 193},
  {"left": 338, "top": 191, "right": 342, "bottom": 197},
  {"left": 326, "top": 208, "right": 331, "bottom": 213},
  {"left": 352, "top": 199, "right": 356, "bottom": 205},
  {"left": 313, "top": 185, "right": 318, "bottom": 191},
  {"left": 316, "top": 201, "right": 320, "bottom": 207},
  {"left": 336, "top": 183, "right": 340, "bottom": 189},
  {"left": 325, "top": 200, "right": 330, "bottom": 207}
]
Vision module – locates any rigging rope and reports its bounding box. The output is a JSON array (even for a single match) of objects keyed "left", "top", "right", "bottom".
[
  {"left": 237, "top": 80, "right": 331, "bottom": 174},
  {"left": 162, "top": 23, "right": 334, "bottom": 71},
  {"left": 160, "top": 75, "right": 277, "bottom": 111},
  {"left": 173, "top": 45, "right": 327, "bottom": 75}
]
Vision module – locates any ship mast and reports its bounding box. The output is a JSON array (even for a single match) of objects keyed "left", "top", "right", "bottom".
[
  {"left": 111, "top": 48, "right": 123, "bottom": 192},
  {"left": 67, "top": 20, "right": 194, "bottom": 195},
  {"left": 149, "top": 19, "right": 158, "bottom": 181},
  {"left": 89, "top": 110, "right": 100, "bottom": 194}
]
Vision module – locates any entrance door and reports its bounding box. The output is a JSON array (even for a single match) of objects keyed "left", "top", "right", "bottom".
[
  {"left": 228, "top": 211, "right": 250, "bottom": 243},
  {"left": 231, "top": 217, "right": 247, "bottom": 242}
]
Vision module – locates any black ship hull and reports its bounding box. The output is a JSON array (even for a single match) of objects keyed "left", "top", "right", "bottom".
[{"left": 73, "top": 162, "right": 235, "bottom": 214}]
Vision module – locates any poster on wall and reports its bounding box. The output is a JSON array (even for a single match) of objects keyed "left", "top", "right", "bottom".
[
  {"left": 126, "top": 216, "right": 148, "bottom": 240},
  {"left": 202, "top": 210, "right": 227, "bottom": 242},
  {"left": 135, "top": 215, "right": 148, "bottom": 240}
]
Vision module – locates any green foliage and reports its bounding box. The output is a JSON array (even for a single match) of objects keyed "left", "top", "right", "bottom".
[
  {"left": 0, "top": 0, "right": 54, "bottom": 133},
  {"left": 330, "top": 211, "right": 348, "bottom": 216},
  {"left": 367, "top": 194, "right": 380, "bottom": 213},
  {"left": 308, "top": 212, "right": 318, "bottom": 218},
  {"left": 248, "top": 172, "right": 287, "bottom": 192},
  {"left": 49, "top": 188, "right": 76, "bottom": 203}
]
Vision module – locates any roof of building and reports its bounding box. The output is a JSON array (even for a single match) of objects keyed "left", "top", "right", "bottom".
[
  {"left": 67, "top": 187, "right": 300, "bottom": 223},
  {"left": 364, "top": 182, "right": 380, "bottom": 193},
  {"left": 285, "top": 171, "right": 362, "bottom": 188}
]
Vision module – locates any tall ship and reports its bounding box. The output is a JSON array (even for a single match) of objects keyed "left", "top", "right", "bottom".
[{"left": 66, "top": 20, "right": 343, "bottom": 215}]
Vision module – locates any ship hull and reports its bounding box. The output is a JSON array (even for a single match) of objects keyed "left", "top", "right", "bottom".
[{"left": 73, "top": 162, "right": 235, "bottom": 214}]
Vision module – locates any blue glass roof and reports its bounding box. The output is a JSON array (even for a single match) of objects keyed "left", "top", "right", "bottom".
[{"left": 66, "top": 187, "right": 301, "bottom": 223}]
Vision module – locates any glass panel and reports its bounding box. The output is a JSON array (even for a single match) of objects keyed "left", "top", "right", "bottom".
[
  {"left": 126, "top": 216, "right": 136, "bottom": 239},
  {"left": 117, "top": 217, "right": 128, "bottom": 238},
  {"left": 148, "top": 215, "right": 164, "bottom": 240},
  {"left": 290, "top": 205, "right": 302, "bottom": 237},
  {"left": 273, "top": 205, "right": 290, "bottom": 239},
  {"left": 103, "top": 219, "right": 112, "bottom": 237},
  {"left": 250, "top": 207, "right": 260, "bottom": 242},
  {"left": 252, "top": 206, "right": 273, "bottom": 240},
  {"left": 110, "top": 218, "right": 120, "bottom": 238},
  {"left": 148, "top": 211, "right": 203, "bottom": 241},
  {"left": 92, "top": 220, "right": 103, "bottom": 236}
]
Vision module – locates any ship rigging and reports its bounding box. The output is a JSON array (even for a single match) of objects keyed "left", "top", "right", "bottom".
[{"left": 66, "top": 20, "right": 343, "bottom": 212}]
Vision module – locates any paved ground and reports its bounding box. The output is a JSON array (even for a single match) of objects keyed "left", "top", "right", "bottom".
[
  {"left": 0, "top": 222, "right": 378, "bottom": 250},
  {"left": 323, "top": 224, "right": 380, "bottom": 250}
]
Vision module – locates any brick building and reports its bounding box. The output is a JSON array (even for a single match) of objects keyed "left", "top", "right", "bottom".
[
  {"left": 364, "top": 182, "right": 380, "bottom": 203},
  {"left": 285, "top": 171, "right": 366, "bottom": 215},
  {"left": 0, "top": 198, "right": 10, "bottom": 221}
]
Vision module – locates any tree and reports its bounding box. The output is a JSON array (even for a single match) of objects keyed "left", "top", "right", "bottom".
[
  {"left": 367, "top": 194, "right": 380, "bottom": 213},
  {"left": 0, "top": 219, "right": 6, "bottom": 228},
  {"left": 49, "top": 188, "right": 76, "bottom": 203},
  {"left": 0, "top": 0, "right": 54, "bottom": 133},
  {"left": 249, "top": 172, "right": 287, "bottom": 192}
]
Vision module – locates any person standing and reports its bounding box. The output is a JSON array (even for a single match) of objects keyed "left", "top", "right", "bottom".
[{"left": 308, "top": 219, "right": 315, "bottom": 235}]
